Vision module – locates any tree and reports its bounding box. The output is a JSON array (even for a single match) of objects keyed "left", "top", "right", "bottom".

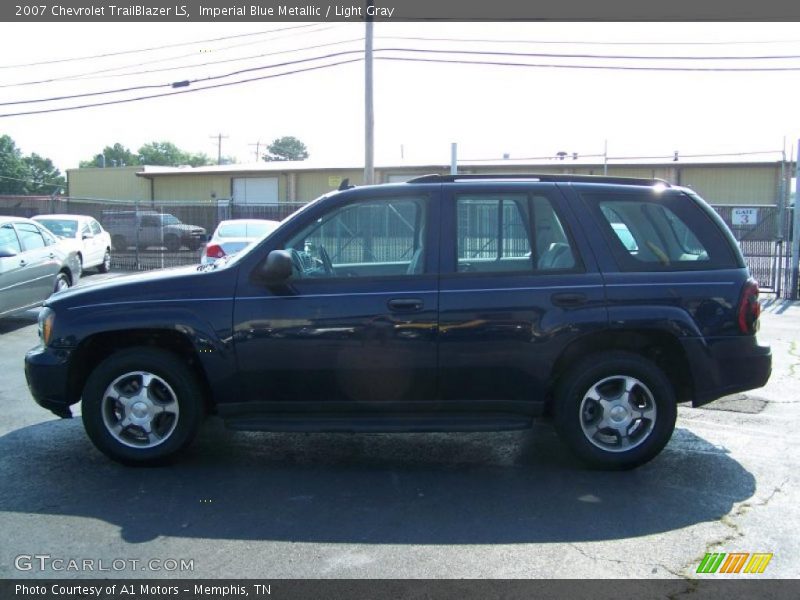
[
  {"left": 263, "top": 136, "right": 309, "bottom": 162},
  {"left": 0, "top": 135, "right": 64, "bottom": 195},
  {"left": 80, "top": 143, "right": 139, "bottom": 168},
  {"left": 0, "top": 135, "right": 26, "bottom": 194},
  {"left": 138, "top": 141, "right": 214, "bottom": 167},
  {"left": 22, "top": 153, "right": 65, "bottom": 194}
]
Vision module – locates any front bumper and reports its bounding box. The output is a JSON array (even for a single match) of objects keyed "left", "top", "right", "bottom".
[
  {"left": 683, "top": 335, "right": 772, "bottom": 407},
  {"left": 24, "top": 345, "right": 76, "bottom": 418}
]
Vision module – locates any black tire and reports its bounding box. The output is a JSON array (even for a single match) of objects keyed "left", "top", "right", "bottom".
[
  {"left": 553, "top": 352, "right": 677, "bottom": 470},
  {"left": 53, "top": 271, "right": 71, "bottom": 294},
  {"left": 164, "top": 235, "right": 181, "bottom": 253},
  {"left": 187, "top": 240, "right": 203, "bottom": 251},
  {"left": 111, "top": 235, "right": 127, "bottom": 251},
  {"left": 98, "top": 248, "right": 111, "bottom": 273},
  {"left": 75, "top": 254, "right": 83, "bottom": 279},
  {"left": 81, "top": 348, "right": 204, "bottom": 466}
]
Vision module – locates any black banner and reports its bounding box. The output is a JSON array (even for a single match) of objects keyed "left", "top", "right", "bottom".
[
  {"left": 2, "top": 580, "right": 800, "bottom": 600},
  {"left": 3, "top": 0, "right": 800, "bottom": 22}
]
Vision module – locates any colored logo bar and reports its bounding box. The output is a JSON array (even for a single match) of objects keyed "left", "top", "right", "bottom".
[{"left": 697, "top": 553, "right": 773, "bottom": 574}]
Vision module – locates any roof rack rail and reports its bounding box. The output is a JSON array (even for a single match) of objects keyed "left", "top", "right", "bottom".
[{"left": 406, "top": 173, "right": 671, "bottom": 187}]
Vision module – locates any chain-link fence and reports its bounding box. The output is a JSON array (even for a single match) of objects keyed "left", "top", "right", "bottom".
[
  {"left": 0, "top": 194, "right": 796, "bottom": 296},
  {"left": 0, "top": 196, "right": 307, "bottom": 270}
]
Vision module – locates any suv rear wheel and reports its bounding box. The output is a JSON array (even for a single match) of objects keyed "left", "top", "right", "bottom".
[
  {"left": 554, "top": 352, "right": 677, "bottom": 470},
  {"left": 81, "top": 348, "right": 204, "bottom": 465}
]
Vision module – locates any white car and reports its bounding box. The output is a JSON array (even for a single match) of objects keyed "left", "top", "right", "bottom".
[
  {"left": 33, "top": 214, "right": 112, "bottom": 275},
  {"left": 201, "top": 219, "right": 280, "bottom": 265}
]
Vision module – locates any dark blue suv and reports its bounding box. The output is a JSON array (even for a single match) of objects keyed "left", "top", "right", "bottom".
[{"left": 25, "top": 175, "right": 771, "bottom": 469}]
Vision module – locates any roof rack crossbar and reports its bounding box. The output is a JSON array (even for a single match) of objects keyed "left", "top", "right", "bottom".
[{"left": 405, "top": 173, "right": 671, "bottom": 187}]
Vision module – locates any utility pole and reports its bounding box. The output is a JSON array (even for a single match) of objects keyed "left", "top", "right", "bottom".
[
  {"left": 791, "top": 138, "right": 800, "bottom": 299},
  {"left": 364, "top": 1, "right": 375, "bottom": 185},
  {"left": 249, "top": 140, "right": 265, "bottom": 162},
  {"left": 210, "top": 133, "right": 229, "bottom": 165}
]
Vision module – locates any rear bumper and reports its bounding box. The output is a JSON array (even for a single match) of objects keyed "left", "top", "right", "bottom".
[
  {"left": 683, "top": 336, "right": 772, "bottom": 407},
  {"left": 24, "top": 345, "right": 75, "bottom": 418}
]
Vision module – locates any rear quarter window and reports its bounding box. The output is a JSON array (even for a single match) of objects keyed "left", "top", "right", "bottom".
[{"left": 580, "top": 189, "right": 739, "bottom": 272}]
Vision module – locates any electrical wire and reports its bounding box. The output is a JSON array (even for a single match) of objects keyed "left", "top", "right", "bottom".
[
  {"left": 0, "top": 37, "right": 363, "bottom": 90},
  {"left": 0, "top": 58, "right": 363, "bottom": 118},
  {"left": 0, "top": 174, "right": 64, "bottom": 188},
  {"left": 6, "top": 48, "right": 800, "bottom": 117},
  {"left": 376, "top": 54, "right": 800, "bottom": 72},
  {"left": 0, "top": 24, "right": 341, "bottom": 88},
  {"left": 0, "top": 24, "right": 327, "bottom": 69},
  {"left": 378, "top": 35, "right": 800, "bottom": 46},
  {"left": 375, "top": 47, "right": 800, "bottom": 60},
  {"left": 0, "top": 49, "right": 364, "bottom": 107},
  {"left": 9, "top": 43, "right": 800, "bottom": 108}
]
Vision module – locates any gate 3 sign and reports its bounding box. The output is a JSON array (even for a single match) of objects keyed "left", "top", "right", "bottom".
[{"left": 732, "top": 208, "right": 759, "bottom": 226}]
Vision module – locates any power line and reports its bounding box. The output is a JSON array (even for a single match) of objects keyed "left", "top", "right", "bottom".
[
  {"left": 376, "top": 54, "right": 800, "bottom": 72},
  {"left": 10, "top": 35, "right": 799, "bottom": 91},
  {"left": 378, "top": 35, "right": 800, "bottom": 46},
  {"left": 0, "top": 58, "right": 363, "bottom": 118},
  {"left": 0, "top": 49, "right": 365, "bottom": 107},
  {"left": 0, "top": 174, "right": 64, "bottom": 188},
  {"left": 6, "top": 49, "right": 800, "bottom": 118},
  {"left": 10, "top": 43, "right": 800, "bottom": 108},
  {"left": 0, "top": 25, "right": 341, "bottom": 89},
  {"left": 374, "top": 47, "right": 800, "bottom": 62},
  {"left": 0, "top": 24, "right": 327, "bottom": 69},
  {"left": 0, "top": 36, "right": 362, "bottom": 91}
]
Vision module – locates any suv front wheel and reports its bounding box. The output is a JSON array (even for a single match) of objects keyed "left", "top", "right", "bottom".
[
  {"left": 81, "top": 348, "right": 204, "bottom": 465},
  {"left": 554, "top": 352, "right": 677, "bottom": 470}
]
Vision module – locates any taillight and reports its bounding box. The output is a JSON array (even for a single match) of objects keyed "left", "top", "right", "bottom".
[
  {"left": 737, "top": 279, "right": 761, "bottom": 334},
  {"left": 206, "top": 244, "right": 225, "bottom": 259}
]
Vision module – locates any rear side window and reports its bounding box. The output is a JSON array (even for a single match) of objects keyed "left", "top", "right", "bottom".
[
  {"left": 456, "top": 193, "right": 577, "bottom": 273},
  {"left": 582, "top": 190, "right": 738, "bottom": 271}
]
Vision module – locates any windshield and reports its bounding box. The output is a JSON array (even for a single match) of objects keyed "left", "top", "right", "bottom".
[
  {"left": 37, "top": 219, "right": 78, "bottom": 237},
  {"left": 161, "top": 215, "right": 181, "bottom": 225}
]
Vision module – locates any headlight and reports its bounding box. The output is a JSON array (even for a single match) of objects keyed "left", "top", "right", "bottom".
[{"left": 38, "top": 307, "right": 55, "bottom": 345}]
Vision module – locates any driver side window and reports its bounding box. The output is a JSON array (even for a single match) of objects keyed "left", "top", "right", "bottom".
[{"left": 285, "top": 196, "right": 427, "bottom": 279}]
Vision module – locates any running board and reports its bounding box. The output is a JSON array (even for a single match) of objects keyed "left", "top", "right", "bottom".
[{"left": 223, "top": 413, "right": 533, "bottom": 433}]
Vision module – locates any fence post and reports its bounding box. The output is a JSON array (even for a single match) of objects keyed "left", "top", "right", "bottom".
[
  {"left": 791, "top": 139, "right": 800, "bottom": 300},
  {"left": 134, "top": 197, "right": 140, "bottom": 270}
]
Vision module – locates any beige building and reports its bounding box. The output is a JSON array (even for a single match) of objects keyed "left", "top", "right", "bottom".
[{"left": 66, "top": 158, "right": 793, "bottom": 208}]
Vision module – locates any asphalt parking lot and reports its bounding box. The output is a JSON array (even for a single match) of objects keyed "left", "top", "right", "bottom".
[{"left": 0, "top": 274, "right": 797, "bottom": 581}]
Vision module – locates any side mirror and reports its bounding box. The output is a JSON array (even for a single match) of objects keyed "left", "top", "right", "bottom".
[
  {"left": 82, "top": 233, "right": 92, "bottom": 240},
  {"left": 0, "top": 247, "right": 18, "bottom": 258},
  {"left": 261, "top": 250, "right": 293, "bottom": 283}
]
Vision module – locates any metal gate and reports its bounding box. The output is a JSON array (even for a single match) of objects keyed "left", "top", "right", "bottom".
[{"left": 710, "top": 205, "right": 792, "bottom": 296}]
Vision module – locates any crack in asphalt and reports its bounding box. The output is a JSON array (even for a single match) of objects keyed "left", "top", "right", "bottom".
[
  {"left": 567, "top": 542, "right": 687, "bottom": 579},
  {"left": 677, "top": 478, "right": 789, "bottom": 580}
]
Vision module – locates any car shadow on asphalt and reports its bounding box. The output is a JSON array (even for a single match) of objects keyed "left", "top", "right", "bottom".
[
  {"left": 0, "top": 418, "right": 754, "bottom": 545},
  {"left": 0, "top": 315, "right": 38, "bottom": 334}
]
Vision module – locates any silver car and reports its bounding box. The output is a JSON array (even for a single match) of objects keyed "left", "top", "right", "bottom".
[
  {"left": 201, "top": 219, "right": 279, "bottom": 265},
  {"left": 0, "top": 216, "right": 81, "bottom": 318},
  {"left": 33, "top": 214, "right": 112, "bottom": 275}
]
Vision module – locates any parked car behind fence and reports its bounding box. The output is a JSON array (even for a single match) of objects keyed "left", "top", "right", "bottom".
[{"left": 33, "top": 214, "right": 112, "bottom": 275}]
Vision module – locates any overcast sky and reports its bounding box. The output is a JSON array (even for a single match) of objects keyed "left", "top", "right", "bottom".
[{"left": 2, "top": 21, "right": 800, "bottom": 173}]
